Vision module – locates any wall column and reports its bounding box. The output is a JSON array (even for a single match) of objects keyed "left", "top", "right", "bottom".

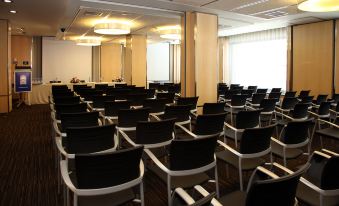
[
  {"left": 100, "top": 43, "right": 122, "bottom": 82},
  {"left": 0, "top": 20, "right": 11, "bottom": 113},
  {"left": 181, "top": 12, "right": 218, "bottom": 105},
  {"left": 124, "top": 35, "right": 147, "bottom": 87}
]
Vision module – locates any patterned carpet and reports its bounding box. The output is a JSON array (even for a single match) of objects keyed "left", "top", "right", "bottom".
[{"left": 0, "top": 104, "right": 337, "bottom": 206}]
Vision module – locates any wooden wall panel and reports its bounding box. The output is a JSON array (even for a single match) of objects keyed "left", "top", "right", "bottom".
[
  {"left": 100, "top": 43, "right": 122, "bottom": 82},
  {"left": 292, "top": 21, "right": 334, "bottom": 96},
  {"left": 0, "top": 20, "right": 11, "bottom": 113},
  {"left": 336, "top": 20, "right": 339, "bottom": 93},
  {"left": 195, "top": 13, "right": 218, "bottom": 104},
  {"left": 124, "top": 35, "right": 132, "bottom": 85},
  {"left": 131, "top": 35, "right": 146, "bottom": 87}
]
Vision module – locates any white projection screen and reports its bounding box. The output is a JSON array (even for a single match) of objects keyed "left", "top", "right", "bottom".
[
  {"left": 147, "top": 43, "right": 170, "bottom": 81},
  {"left": 42, "top": 37, "right": 92, "bottom": 83}
]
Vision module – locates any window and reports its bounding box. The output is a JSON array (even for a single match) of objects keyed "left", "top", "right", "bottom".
[
  {"left": 147, "top": 43, "right": 170, "bottom": 81},
  {"left": 227, "top": 28, "right": 288, "bottom": 90}
]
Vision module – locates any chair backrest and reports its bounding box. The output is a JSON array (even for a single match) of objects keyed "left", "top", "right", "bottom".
[
  {"left": 92, "top": 95, "right": 115, "bottom": 109},
  {"left": 268, "top": 92, "right": 281, "bottom": 100},
  {"left": 251, "top": 93, "right": 266, "bottom": 105},
  {"left": 115, "top": 83, "right": 127, "bottom": 88},
  {"left": 55, "top": 103, "right": 88, "bottom": 120},
  {"left": 305, "top": 152, "right": 339, "bottom": 190},
  {"left": 104, "top": 101, "right": 131, "bottom": 117},
  {"left": 230, "top": 94, "right": 247, "bottom": 106},
  {"left": 163, "top": 105, "right": 191, "bottom": 122},
  {"left": 299, "top": 90, "right": 311, "bottom": 99},
  {"left": 52, "top": 85, "right": 68, "bottom": 91},
  {"left": 271, "top": 88, "right": 282, "bottom": 93},
  {"left": 248, "top": 86, "right": 258, "bottom": 93},
  {"left": 168, "top": 84, "right": 181, "bottom": 94},
  {"left": 241, "top": 89, "right": 254, "bottom": 99},
  {"left": 218, "top": 84, "right": 228, "bottom": 97},
  {"left": 317, "top": 101, "right": 331, "bottom": 116},
  {"left": 156, "top": 92, "right": 175, "bottom": 104},
  {"left": 315, "top": 94, "right": 328, "bottom": 105},
  {"left": 118, "top": 108, "right": 150, "bottom": 127},
  {"left": 135, "top": 118, "right": 175, "bottom": 145},
  {"left": 65, "top": 124, "right": 115, "bottom": 154},
  {"left": 79, "top": 89, "right": 103, "bottom": 101},
  {"left": 202, "top": 103, "right": 225, "bottom": 115},
  {"left": 280, "top": 119, "right": 313, "bottom": 144},
  {"left": 74, "top": 146, "right": 143, "bottom": 189},
  {"left": 52, "top": 91, "right": 74, "bottom": 98},
  {"left": 125, "top": 93, "right": 147, "bottom": 106},
  {"left": 60, "top": 111, "right": 99, "bottom": 132},
  {"left": 158, "top": 84, "right": 169, "bottom": 92},
  {"left": 169, "top": 134, "right": 218, "bottom": 171},
  {"left": 284, "top": 91, "right": 297, "bottom": 98},
  {"left": 177, "top": 97, "right": 199, "bottom": 110},
  {"left": 281, "top": 97, "right": 299, "bottom": 110},
  {"left": 300, "top": 96, "right": 314, "bottom": 104},
  {"left": 259, "top": 98, "right": 277, "bottom": 113},
  {"left": 149, "top": 82, "right": 160, "bottom": 90},
  {"left": 194, "top": 113, "right": 227, "bottom": 135},
  {"left": 73, "top": 84, "right": 90, "bottom": 92},
  {"left": 230, "top": 84, "right": 241, "bottom": 90},
  {"left": 53, "top": 96, "right": 80, "bottom": 105},
  {"left": 145, "top": 88, "right": 156, "bottom": 98},
  {"left": 95, "top": 84, "right": 108, "bottom": 91},
  {"left": 256, "top": 88, "right": 268, "bottom": 94},
  {"left": 224, "top": 89, "right": 241, "bottom": 100},
  {"left": 143, "top": 98, "right": 166, "bottom": 113},
  {"left": 290, "top": 103, "right": 309, "bottom": 119},
  {"left": 332, "top": 93, "right": 339, "bottom": 103},
  {"left": 246, "top": 163, "right": 309, "bottom": 206},
  {"left": 239, "top": 124, "right": 275, "bottom": 154},
  {"left": 236, "top": 110, "right": 261, "bottom": 129}
]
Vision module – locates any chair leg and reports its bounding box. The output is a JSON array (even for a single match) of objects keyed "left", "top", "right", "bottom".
[
  {"left": 238, "top": 159, "right": 243, "bottom": 191},
  {"left": 167, "top": 175, "right": 172, "bottom": 206},
  {"left": 140, "top": 182, "right": 145, "bottom": 206},
  {"left": 215, "top": 165, "right": 220, "bottom": 198},
  {"left": 283, "top": 148, "right": 287, "bottom": 168},
  {"left": 73, "top": 194, "right": 78, "bottom": 206}
]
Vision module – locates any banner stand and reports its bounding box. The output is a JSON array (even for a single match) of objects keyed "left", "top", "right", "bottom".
[{"left": 14, "top": 67, "right": 32, "bottom": 108}]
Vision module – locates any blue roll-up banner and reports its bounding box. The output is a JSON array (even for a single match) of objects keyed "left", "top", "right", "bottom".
[{"left": 14, "top": 70, "right": 32, "bottom": 93}]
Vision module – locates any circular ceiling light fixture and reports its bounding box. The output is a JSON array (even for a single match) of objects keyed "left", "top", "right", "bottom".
[
  {"left": 94, "top": 22, "right": 131, "bottom": 35},
  {"left": 76, "top": 37, "right": 101, "bottom": 46},
  {"left": 9, "top": 10, "right": 16, "bottom": 13},
  {"left": 157, "top": 25, "right": 181, "bottom": 40},
  {"left": 298, "top": 0, "right": 339, "bottom": 12},
  {"left": 3, "top": 0, "right": 13, "bottom": 3}
]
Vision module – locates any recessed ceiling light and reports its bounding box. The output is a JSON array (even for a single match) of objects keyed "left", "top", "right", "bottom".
[
  {"left": 76, "top": 37, "right": 101, "bottom": 46},
  {"left": 10, "top": 10, "right": 16, "bottom": 14},
  {"left": 94, "top": 22, "right": 131, "bottom": 35},
  {"left": 3, "top": 0, "right": 12, "bottom": 3},
  {"left": 298, "top": 0, "right": 339, "bottom": 12}
]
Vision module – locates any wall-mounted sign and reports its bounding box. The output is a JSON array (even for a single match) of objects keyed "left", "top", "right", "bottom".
[{"left": 14, "top": 70, "right": 32, "bottom": 93}]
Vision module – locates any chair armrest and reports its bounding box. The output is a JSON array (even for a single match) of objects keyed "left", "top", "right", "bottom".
[
  {"left": 144, "top": 149, "right": 170, "bottom": 173},
  {"left": 321, "top": 149, "right": 339, "bottom": 156},
  {"left": 271, "top": 137, "right": 287, "bottom": 147},
  {"left": 176, "top": 124, "right": 198, "bottom": 138},
  {"left": 224, "top": 122, "right": 240, "bottom": 132},
  {"left": 60, "top": 160, "right": 77, "bottom": 193},
  {"left": 257, "top": 166, "right": 279, "bottom": 179},
  {"left": 53, "top": 121, "right": 62, "bottom": 137},
  {"left": 308, "top": 111, "right": 320, "bottom": 118},
  {"left": 275, "top": 111, "right": 294, "bottom": 120},
  {"left": 120, "top": 130, "right": 137, "bottom": 147},
  {"left": 193, "top": 185, "right": 223, "bottom": 206},
  {"left": 150, "top": 114, "right": 162, "bottom": 121},
  {"left": 217, "top": 140, "right": 243, "bottom": 157},
  {"left": 272, "top": 162, "right": 293, "bottom": 174},
  {"left": 173, "top": 188, "right": 195, "bottom": 205},
  {"left": 245, "top": 105, "right": 256, "bottom": 110},
  {"left": 317, "top": 119, "right": 339, "bottom": 128},
  {"left": 55, "top": 136, "right": 68, "bottom": 157}
]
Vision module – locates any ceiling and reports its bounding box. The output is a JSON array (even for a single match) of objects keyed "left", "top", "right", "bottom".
[{"left": 1, "top": 0, "right": 339, "bottom": 37}]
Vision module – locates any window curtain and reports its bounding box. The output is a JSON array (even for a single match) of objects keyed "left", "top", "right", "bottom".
[
  {"left": 226, "top": 27, "right": 288, "bottom": 90},
  {"left": 32, "top": 36, "right": 42, "bottom": 83},
  {"left": 169, "top": 44, "right": 181, "bottom": 83}
]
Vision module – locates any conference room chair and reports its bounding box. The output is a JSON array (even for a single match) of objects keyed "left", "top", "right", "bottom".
[
  {"left": 52, "top": 96, "right": 81, "bottom": 106},
  {"left": 241, "top": 89, "right": 254, "bottom": 99},
  {"left": 268, "top": 92, "right": 282, "bottom": 101},
  {"left": 202, "top": 102, "right": 225, "bottom": 115},
  {"left": 192, "top": 162, "right": 309, "bottom": 206},
  {"left": 114, "top": 83, "right": 128, "bottom": 88},
  {"left": 52, "top": 103, "right": 88, "bottom": 122},
  {"left": 225, "top": 94, "right": 248, "bottom": 124},
  {"left": 116, "top": 108, "right": 150, "bottom": 147},
  {"left": 60, "top": 146, "right": 145, "bottom": 206},
  {"left": 217, "top": 125, "right": 275, "bottom": 191},
  {"left": 52, "top": 84, "right": 68, "bottom": 90},
  {"left": 103, "top": 101, "right": 131, "bottom": 123},
  {"left": 298, "top": 90, "right": 311, "bottom": 99},
  {"left": 271, "top": 88, "right": 282, "bottom": 93},
  {"left": 314, "top": 119, "right": 339, "bottom": 149},
  {"left": 330, "top": 103, "right": 339, "bottom": 123},
  {"left": 156, "top": 92, "right": 175, "bottom": 104},
  {"left": 270, "top": 119, "right": 313, "bottom": 167},
  {"left": 158, "top": 84, "right": 170, "bottom": 92},
  {"left": 217, "top": 83, "right": 228, "bottom": 99},
  {"left": 176, "top": 113, "right": 226, "bottom": 139},
  {"left": 125, "top": 93, "right": 147, "bottom": 107},
  {"left": 145, "top": 88, "right": 156, "bottom": 99},
  {"left": 168, "top": 83, "right": 181, "bottom": 94},
  {"left": 148, "top": 82, "right": 160, "bottom": 90},
  {"left": 142, "top": 98, "right": 166, "bottom": 115},
  {"left": 222, "top": 89, "right": 241, "bottom": 102},
  {"left": 145, "top": 134, "right": 219, "bottom": 205},
  {"left": 258, "top": 98, "right": 278, "bottom": 126},
  {"left": 230, "top": 84, "right": 241, "bottom": 90},
  {"left": 300, "top": 95, "right": 314, "bottom": 109},
  {"left": 106, "top": 88, "right": 131, "bottom": 100},
  {"left": 246, "top": 93, "right": 266, "bottom": 107},
  {"left": 176, "top": 96, "right": 199, "bottom": 114},
  {"left": 51, "top": 90, "right": 75, "bottom": 100},
  {"left": 73, "top": 84, "right": 91, "bottom": 93},
  {"left": 94, "top": 83, "right": 108, "bottom": 91},
  {"left": 309, "top": 102, "right": 332, "bottom": 127},
  {"left": 171, "top": 187, "right": 216, "bottom": 206},
  {"left": 153, "top": 105, "right": 192, "bottom": 131},
  {"left": 312, "top": 94, "right": 328, "bottom": 107},
  {"left": 275, "top": 97, "right": 299, "bottom": 114},
  {"left": 247, "top": 85, "right": 258, "bottom": 93},
  {"left": 256, "top": 88, "right": 268, "bottom": 94},
  {"left": 91, "top": 95, "right": 115, "bottom": 111},
  {"left": 224, "top": 109, "right": 261, "bottom": 148},
  {"left": 275, "top": 103, "right": 310, "bottom": 126},
  {"left": 296, "top": 149, "right": 339, "bottom": 206},
  {"left": 78, "top": 89, "right": 104, "bottom": 103},
  {"left": 284, "top": 91, "right": 297, "bottom": 98}
]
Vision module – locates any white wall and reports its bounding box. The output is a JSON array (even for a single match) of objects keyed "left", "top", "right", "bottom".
[
  {"left": 147, "top": 43, "right": 170, "bottom": 81},
  {"left": 42, "top": 37, "right": 92, "bottom": 83}
]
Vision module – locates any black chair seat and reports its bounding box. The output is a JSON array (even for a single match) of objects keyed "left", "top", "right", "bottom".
[
  {"left": 147, "top": 163, "right": 210, "bottom": 189},
  {"left": 316, "top": 128, "right": 339, "bottom": 140},
  {"left": 271, "top": 141, "right": 304, "bottom": 159},
  {"left": 224, "top": 129, "right": 243, "bottom": 141},
  {"left": 224, "top": 107, "right": 244, "bottom": 114},
  {"left": 78, "top": 189, "right": 135, "bottom": 206},
  {"left": 218, "top": 191, "right": 247, "bottom": 206},
  {"left": 216, "top": 150, "right": 265, "bottom": 171},
  {"left": 297, "top": 181, "right": 339, "bottom": 206}
]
